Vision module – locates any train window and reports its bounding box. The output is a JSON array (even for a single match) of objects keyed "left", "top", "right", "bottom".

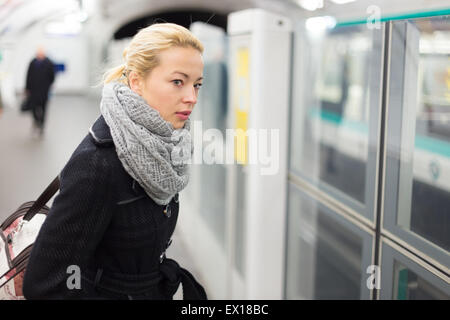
[
  {"left": 384, "top": 17, "right": 450, "bottom": 267},
  {"left": 406, "top": 17, "right": 450, "bottom": 251},
  {"left": 285, "top": 183, "right": 373, "bottom": 300},
  {"left": 289, "top": 24, "right": 383, "bottom": 222}
]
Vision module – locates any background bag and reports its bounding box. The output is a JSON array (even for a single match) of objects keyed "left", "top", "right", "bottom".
[
  {"left": 0, "top": 176, "right": 59, "bottom": 300},
  {"left": 20, "top": 95, "right": 33, "bottom": 112}
]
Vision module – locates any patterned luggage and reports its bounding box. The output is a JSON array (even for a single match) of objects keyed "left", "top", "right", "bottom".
[{"left": 0, "top": 177, "right": 59, "bottom": 299}]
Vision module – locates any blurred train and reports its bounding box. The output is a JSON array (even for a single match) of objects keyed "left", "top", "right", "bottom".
[
  {"left": 303, "top": 23, "right": 450, "bottom": 251},
  {"left": 0, "top": 0, "right": 448, "bottom": 300}
]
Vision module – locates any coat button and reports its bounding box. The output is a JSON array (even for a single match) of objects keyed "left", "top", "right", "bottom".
[
  {"left": 159, "top": 252, "right": 166, "bottom": 263},
  {"left": 163, "top": 204, "right": 171, "bottom": 218}
]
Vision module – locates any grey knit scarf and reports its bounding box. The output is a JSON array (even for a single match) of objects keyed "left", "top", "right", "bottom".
[{"left": 100, "top": 82, "right": 192, "bottom": 205}]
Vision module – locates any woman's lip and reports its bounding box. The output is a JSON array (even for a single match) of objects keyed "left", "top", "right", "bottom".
[
  {"left": 175, "top": 112, "right": 190, "bottom": 120},
  {"left": 176, "top": 111, "right": 191, "bottom": 115},
  {"left": 175, "top": 110, "right": 191, "bottom": 120}
]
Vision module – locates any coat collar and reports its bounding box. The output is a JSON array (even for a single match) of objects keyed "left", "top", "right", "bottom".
[{"left": 89, "top": 116, "right": 114, "bottom": 147}]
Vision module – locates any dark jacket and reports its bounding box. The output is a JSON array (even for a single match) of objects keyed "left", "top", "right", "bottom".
[
  {"left": 22, "top": 116, "right": 206, "bottom": 300},
  {"left": 25, "top": 57, "right": 55, "bottom": 105}
]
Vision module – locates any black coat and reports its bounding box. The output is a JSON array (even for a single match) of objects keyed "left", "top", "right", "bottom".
[
  {"left": 22, "top": 116, "right": 206, "bottom": 300},
  {"left": 25, "top": 57, "right": 55, "bottom": 106}
]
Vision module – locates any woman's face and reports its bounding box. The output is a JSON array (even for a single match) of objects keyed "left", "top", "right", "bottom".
[{"left": 131, "top": 46, "right": 204, "bottom": 129}]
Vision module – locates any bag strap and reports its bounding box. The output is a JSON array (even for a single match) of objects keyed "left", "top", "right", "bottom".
[{"left": 23, "top": 175, "right": 60, "bottom": 222}]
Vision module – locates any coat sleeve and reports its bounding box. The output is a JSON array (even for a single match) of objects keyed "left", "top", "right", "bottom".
[{"left": 22, "top": 147, "right": 114, "bottom": 299}]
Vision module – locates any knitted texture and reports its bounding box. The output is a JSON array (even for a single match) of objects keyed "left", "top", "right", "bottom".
[{"left": 100, "top": 82, "right": 192, "bottom": 205}]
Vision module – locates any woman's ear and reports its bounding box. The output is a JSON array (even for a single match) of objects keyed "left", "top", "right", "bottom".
[{"left": 128, "top": 71, "right": 142, "bottom": 95}]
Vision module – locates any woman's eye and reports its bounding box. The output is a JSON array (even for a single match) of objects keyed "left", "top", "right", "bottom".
[
  {"left": 173, "top": 80, "right": 183, "bottom": 86},
  {"left": 194, "top": 83, "right": 203, "bottom": 89}
]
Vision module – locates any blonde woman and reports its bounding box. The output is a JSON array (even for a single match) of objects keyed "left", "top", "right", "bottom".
[{"left": 23, "top": 23, "right": 206, "bottom": 300}]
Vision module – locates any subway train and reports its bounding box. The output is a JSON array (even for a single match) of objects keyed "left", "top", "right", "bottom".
[{"left": 0, "top": 0, "right": 449, "bottom": 300}]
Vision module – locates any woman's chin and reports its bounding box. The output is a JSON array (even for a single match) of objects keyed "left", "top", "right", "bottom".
[{"left": 172, "top": 120, "right": 187, "bottom": 129}]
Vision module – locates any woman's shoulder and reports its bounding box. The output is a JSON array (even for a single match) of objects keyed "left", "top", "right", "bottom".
[
  {"left": 62, "top": 116, "right": 117, "bottom": 179},
  {"left": 88, "top": 115, "right": 114, "bottom": 148}
]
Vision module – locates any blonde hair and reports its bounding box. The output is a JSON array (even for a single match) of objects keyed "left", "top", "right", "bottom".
[{"left": 103, "top": 23, "right": 204, "bottom": 85}]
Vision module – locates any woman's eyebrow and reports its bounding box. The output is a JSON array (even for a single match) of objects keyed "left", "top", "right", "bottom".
[{"left": 172, "top": 71, "right": 203, "bottom": 81}]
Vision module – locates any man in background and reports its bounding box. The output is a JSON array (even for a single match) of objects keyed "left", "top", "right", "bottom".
[{"left": 25, "top": 46, "right": 55, "bottom": 136}]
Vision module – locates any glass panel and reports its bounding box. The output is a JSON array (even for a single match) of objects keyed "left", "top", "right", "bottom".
[
  {"left": 198, "top": 58, "right": 229, "bottom": 249},
  {"left": 393, "top": 261, "right": 449, "bottom": 300},
  {"left": 396, "top": 16, "right": 450, "bottom": 252},
  {"left": 285, "top": 184, "right": 365, "bottom": 299},
  {"left": 290, "top": 25, "right": 380, "bottom": 213},
  {"left": 198, "top": 61, "right": 228, "bottom": 133}
]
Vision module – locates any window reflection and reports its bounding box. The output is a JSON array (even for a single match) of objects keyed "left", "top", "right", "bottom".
[
  {"left": 397, "top": 17, "right": 450, "bottom": 251},
  {"left": 291, "top": 25, "right": 375, "bottom": 208},
  {"left": 286, "top": 185, "right": 364, "bottom": 300},
  {"left": 198, "top": 60, "right": 228, "bottom": 248}
]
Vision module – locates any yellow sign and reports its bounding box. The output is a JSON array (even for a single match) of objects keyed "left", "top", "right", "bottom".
[{"left": 234, "top": 47, "right": 250, "bottom": 164}]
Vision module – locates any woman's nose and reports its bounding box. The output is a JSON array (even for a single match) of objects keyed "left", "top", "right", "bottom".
[{"left": 183, "top": 87, "right": 197, "bottom": 105}]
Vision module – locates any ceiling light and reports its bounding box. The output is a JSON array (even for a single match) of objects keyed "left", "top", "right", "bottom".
[
  {"left": 296, "top": 0, "right": 324, "bottom": 11},
  {"left": 305, "top": 16, "right": 336, "bottom": 34}
]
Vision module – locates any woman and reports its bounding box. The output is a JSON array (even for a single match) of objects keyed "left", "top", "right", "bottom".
[{"left": 22, "top": 23, "right": 206, "bottom": 300}]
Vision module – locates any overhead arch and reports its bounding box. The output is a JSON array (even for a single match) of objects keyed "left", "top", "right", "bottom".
[{"left": 113, "top": 9, "right": 228, "bottom": 40}]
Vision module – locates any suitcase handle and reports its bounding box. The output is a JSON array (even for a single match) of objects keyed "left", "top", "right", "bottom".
[{"left": 23, "top": 175, "right": 60, "bottom": 222}]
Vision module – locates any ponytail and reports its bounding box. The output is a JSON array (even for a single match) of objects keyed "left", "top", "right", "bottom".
[{"left": 103, "top": 64, "right": 127, "bottom": 85}]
